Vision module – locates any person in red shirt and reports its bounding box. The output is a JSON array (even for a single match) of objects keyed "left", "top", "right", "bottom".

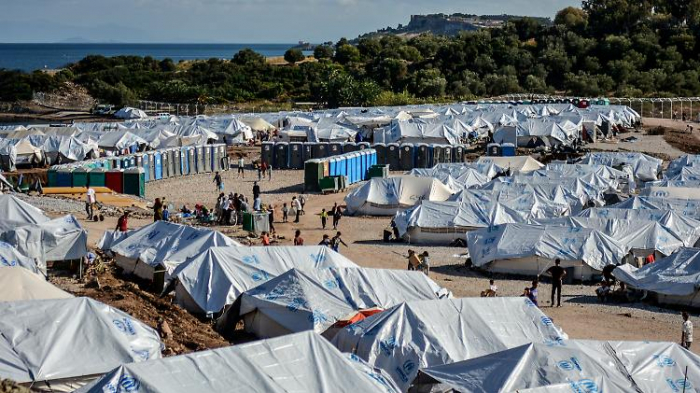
[
  {"left": 294, "top": 230, "right": 304, "bottom": 246},
  {"left": 261, "top": 231, "right": 271, "bottom": 246},
  {"left": 116, "top": 212, "right": 129, "bottom": 232}
]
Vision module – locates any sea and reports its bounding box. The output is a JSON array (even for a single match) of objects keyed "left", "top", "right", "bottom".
[{"left": 0, "top": 43, "right": 306, "bottom": 72}]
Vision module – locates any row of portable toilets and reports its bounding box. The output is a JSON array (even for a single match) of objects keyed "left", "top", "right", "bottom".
[
  {"left": 47, "top": 144, "right": 228, "bottom": 197},
  {"left": 262, "top": 142, "right": 467, "bottom": 171},
  {"left": 304, "top": 149, "right": 377, "bottom": 192}
]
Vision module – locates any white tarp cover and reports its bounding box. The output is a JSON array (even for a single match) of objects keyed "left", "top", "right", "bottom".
[
  {"left": 378, "top": 120, "right": 462, "bottom": 145},
  {"left": 0, "top": 194, "right": 49, "bottom": 233},
  {"left": 614, "top": 247, "right": 700, "bottom": 296},
  {"left": 467, "top": 223, "right": 627, "bottom": 270},
  {"left": 408, "top": 167, "right": 490, "bottom": 190},
  {"left": 642, "top": 186, "right": 700, "bottom": 200},
  {"left": 96, "top": 229, "right": 133, "bottom": 251},
  {"left": 476, "top": 156, "right": 544, "bottom": 173},
  {"left": 579, "top": 152, "right": 662, "bottom": 182},
  {"left": 0, "top": 240, "right": 41, "bottom": 274},
  {"left": 115, "top": 107, "right": 148, "bottom": 120},
  {"left": 394, "top": 200, "right": 527, "bottom": 238},
  {"left": 0, "top": 267, "right": 72, "bottom": 302},
  {"left": 611, "top": 197, "right": 700, "bottom": 219},
  {"left": 665, "top": 154, "right": 700, "bottom": 180},
  {"left": 77, "top": 331, "right": 400, "bottom": 393},
  {"left": 97, "top": 130, "right": 147, "bottom": 150},
  {"left": 173, "top": 246, "right": 359, "bottom": 314},
  {"left": 42, "top": 136, "right": 97, "bottom": 164},
  {"left": 0, "top": 297, "right": 162, "bottom": 386},
  {"left": 531, "top": 217, "right": 686, "bottom": 256},
  {"left": 232, "top": 267, "right": 451, "bottom": 337},
  {"left": 331, "top": 297, "right": 567, "bottom": 392},
  {"left": 2, "top": 215, "right": 88, "bottom": 270},
  {"left": 345, "top": 176, "right": 454, "bottom": 216},
  {"left": 577, "top": 208, "right": 700, "bottom": 245},
  {"left": 416, "top": 340, "right": 700, "bottom": 393},
  {"left": 109, "top": 221, "right": 240, "bottom": 273}
]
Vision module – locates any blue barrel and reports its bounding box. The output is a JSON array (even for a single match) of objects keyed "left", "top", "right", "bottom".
[{"left": 154, "top": 151, "right": 163, "bottom": 180}]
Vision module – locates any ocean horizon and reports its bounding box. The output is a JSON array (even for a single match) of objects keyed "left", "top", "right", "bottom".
[{"left": 0, "top": 43, "right": 309, "bottom": 72}]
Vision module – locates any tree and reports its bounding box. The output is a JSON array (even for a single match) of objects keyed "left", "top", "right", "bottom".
[
  {"left": 554, "top": 7, "right": 588, "bottom": 31},
  {"left": 334, "top": 44, "right": 361, "bottom": 65},
  {"left": 232, "top": 48, "right": 266, "bottom": 67},
  {"left": 313, "top": 45, "right": 334, "bottom": 60},
  {"left": 284, "top": 49, "right": 305, "bottom": 65}
]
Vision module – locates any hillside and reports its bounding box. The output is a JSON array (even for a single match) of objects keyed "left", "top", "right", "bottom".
[{"left": 357, "top": 13, "right": 552, "bottom": 39}]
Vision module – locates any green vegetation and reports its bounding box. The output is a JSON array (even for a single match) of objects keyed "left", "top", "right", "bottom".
[{"left": 1, "top": 0, "right": 700, "bottom": 108}]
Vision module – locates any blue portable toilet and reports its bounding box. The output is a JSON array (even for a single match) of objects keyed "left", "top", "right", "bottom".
[
  {"left": 362, "top": 150, "right": 371, "bottom": 179},
  {"left": 209, "top": 145, "right": 218, "bottom": 172},
  {"left": 154, "top": 151, "right": 163, "bottom": 180},
  {"left": 352, "top": 152, "right": 362, "bottom": 183},
  {"left": 370, "top": 149, "right": 377, "bottom": 166},
  {"left": 337, "top": 155, "right": 347, "bottom": 179},
  {"left": 141, "top": 154, "right": 151, "bottom": 182},
  {"left": 329, "top": 157, "right": 338, "bottom": 177},
  {"left": 345, "top": 154, "right": 354, "bottom": 183},
  {"left": 501, "top": 143, "right": 516, "bottom": 157}
]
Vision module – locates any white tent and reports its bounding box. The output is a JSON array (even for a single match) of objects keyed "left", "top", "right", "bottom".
[
  {"left": 408, "top": 166, "right": 490, "bottom": 190},
  {"left": 611, "top": 196, "right": 700, "bottom": 219},
  {"left": 42, "top": 135, "right": 98, "bottom": 164},
  {"left": 476, "top": 156, "right": 544, "bottom": 173},
  {"left": 331, "top": 297, "right": 567, "bottom": 392},
  {"left": 0, "top": 297, "right": 162, "bottom": 392},
  {"left": 579, "top": 152, "right": 662, "bottom": 182},
  {"left": 115, "top": 107, "right": 148, "bottom": 120},
  {"left": 0, "top": 240, "right": 41, "bottom": 274},
  {"left": 345, "top": 176, "right": 454, "bottom": 216},
  {"left": 642, "top": 186, "right": 700, "bottom": 200},
  {"left": 614, "top": 247, "right": 700, "bottom": 307},
  {"left": 77, "top": 331, "right": 400, "bottom": 393},
  {"left": 227, "top": 267, "right": 451, "bottom": 338},
  {"left": 108, "top": 221, "right": 240, "bottom": 281},
  {"left": 13, "top": 139, "right": 44, "bottom": 166},
  {"left": 0, "top": 267, "right": 72, "bottom": 302},
  {"left": 172, "top": 246, "right": 359, "bottom": 315},
  {"left": 467, "top": 223, "right": 627, "bottom": 279},
  {"left": 414, "top": 340, "right": 700, "bottom": 393},
  {"left": 0, "top": 194, "right": 49, "bottom": 233}
]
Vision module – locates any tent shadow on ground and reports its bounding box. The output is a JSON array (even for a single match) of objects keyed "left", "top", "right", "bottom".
[
  {"left": 563, "top": 293, "right": 689, "bottom": 316},
  {"left": 259, "top": 183, "right": 304, "bottom": 195}
]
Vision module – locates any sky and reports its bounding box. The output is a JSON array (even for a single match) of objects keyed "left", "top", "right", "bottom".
[{"left": 0, "top": 0, "right": 581, "bottom": 43}]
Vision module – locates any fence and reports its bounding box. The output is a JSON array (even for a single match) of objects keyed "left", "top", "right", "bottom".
[
  {"left": 491, "top": 94, "right": 700, "bottom": 121},
  {"left": 136, "top": 101, "right": 292, "bottom": 116}
]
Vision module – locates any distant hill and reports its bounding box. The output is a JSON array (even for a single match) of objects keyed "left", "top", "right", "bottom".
[{"left": 356, "top": 13, "right": 552, "bottom": 39}]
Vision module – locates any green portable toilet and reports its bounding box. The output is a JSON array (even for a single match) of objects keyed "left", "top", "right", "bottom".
[
  {"left": 47, "top": 167, "right": 59, "bottom": 187},
  {"left": 88, "top": 167, "right": 107, "bottom": 187},
  {"left": 72, "top": 167, "right": 89, "bottom": 188},
  {"left": 123, "top": 167, "right": 146, "bottom": 197},
  {"left": 304, "top": 159, "right": 324, "bottom": 192}
]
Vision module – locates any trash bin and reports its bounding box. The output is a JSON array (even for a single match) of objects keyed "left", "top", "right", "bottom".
[
  {"left": 105, "top": 169, "right": 124, "bottom": 193},
  {"left": 123, "top": 167, "right": 146, "bottom": 197},
  {"left": 416, "top": 144, "right": 431, "bottom": 168},
  {"left": 387, "top": 143, "right": 400, "bottom": 171},
  {"left": 289, "top": 142, "right": 304, "bottom": 169},
  {"left": 243, "top": 211, "right": 270, "bottom": 233},
  {"left": 88, "top": 168, "right": 107, "bottom": 187},
  {"left": 319, "top": 176, "right": 339, "bottom": 193},
  {"left": 275, "top": 142, "right": 289, "bottom": 169},
  {"left": 400, "top": 143, "right": 415, "bottom": 171}
]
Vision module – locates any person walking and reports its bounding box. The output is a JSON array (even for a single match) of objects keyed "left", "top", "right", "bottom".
[
  {"left": 282, "top": 203, "right": 289, "bottom": 222},
  {"left": 330, "top": 232, "right": 348, "bottom": 253},
  {"left": 153, "top": 198, "right": 163, "bottom": 222},
  {"left": 406, "top": 249, "right": 421, "bottom": 271},
  {"left": 237, "top": 156, "right": 245, "bottom": 178},
  {"left": 253, "top": 181, "right": 261, "bottom": 200},
  {"left": 333, "top": 206, "right": 343, "bottom": 229},
  {"left": 260, "top": 161, "right": 267, "bottom": 179},
  {"left": 213, "top": 171, "right": 223, "bottom": 192},
  {"left": 85, "top": 185, "right": 96, "bottom": 220},
  {"left": 257, "top": 163, "right": 263, "bottom": 181},
  {"left": 294, "top": 230, "right": 304, "bottom": 246},
  {"left": 267, "top": 204, "right": 276, "bottom": 233},
  {"left": 419, "top": 251, "right": 430, "bottom": 276},
  {"left": 318, "top": 234, "right": 331, "bottom": 247},
  {"left": 546, "top": 259, "right": 566, "bottom": 307},
  {"left": 293, "top": 197, "right": 302, "bottom": 223},
  {"left": 116, "top": 212, "right": 129, "bottom": 232},
  {"left": 300, "top": 195, "right": 306, "bottom": 215},
  {"left": 682, "top": 312, "right": 694, "bottom": 350},
  {"left": 319, "top": 208, "right": 328, "bottom": 229}
]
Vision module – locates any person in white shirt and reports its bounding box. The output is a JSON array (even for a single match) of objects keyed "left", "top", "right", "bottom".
[
  {"left": 85, "top": 186, "right": 96, "bottom": 220},
  {"left": 237, "top": 156, "right": 245, "bottom": 178},
  {"left": 253, "top": 196, "right": 262, "bottom": 211},
  {"left": 481, "top": 279, "right": 497, "bottom": 297},
  {"left": 292, "top": 196, "right": 302, "bottom": 223},
  {"left": 682, "top": 312, "right": 694, "bottom": 349},
  {"left": 220, "top": 197, "right": 231, "bottom": 225}
]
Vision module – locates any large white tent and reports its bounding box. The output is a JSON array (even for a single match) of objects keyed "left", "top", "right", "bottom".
[
  {"left": 414, "top": 340, "right": 700, "bottom": 393},
  {"left": 225, "top": 267, "right": 451, "bottom": 338},
  {"left": 345, "top": 176, "right": 455, "bottom": 216},
  {"left": 0, "top": 240, "right": 42, "bottom": 274},
  {"left": 467, "top": 223, "right": 627, "bottom": 279},
  {"left": 77, "top": 331, "right": 400, "bottom": 393},
  {"left": 0, "top": 267, "right": 72, "bottom": 302},
  {"left": 172, "top": 246, "right": 359, "bottom": 315},
  {"left": 0, "top": 297, "right": 162, "bottom": 392},
  {"left": 331, "top": 297, "right": 567, "bottom": 392}
]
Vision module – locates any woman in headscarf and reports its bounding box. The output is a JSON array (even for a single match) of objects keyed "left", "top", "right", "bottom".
[{"left": 153, "top": 198, "right": 163, "bottom": 222}]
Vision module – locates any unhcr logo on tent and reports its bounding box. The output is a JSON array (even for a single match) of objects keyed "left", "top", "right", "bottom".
[
  {"left": 654, "top": 354, "right": 676, "bottom": 367},
  {"left": 541, "top": 316, "right": 554, "bottom": 326},
  {"left": 310, "top": 253, "right": 327, "bottom": 263},
  {"left": 251, "top": 270, "right": 270, "bottom": 282},
  {"left": 379, "top": 336, "right": 398, "bottom": 356},
  {"left": 286, "top": 297, "right": 308, "bottom": 312},
  {"left": 113, "top": 318, "right": 137, "bottom": 336},
  {"left": 308, "top": 309, "right": 328, "bottom": 326},
  {"left": 146, "top": 230, "right": 160, "bottom": 240},
  {"left": 394, "top": 359, "right": 416, "bottom": 383},
  {"left": 0, "top": 256, "right": 17, "bottom": 267},
  {"left": 242, "top": 255, "right": 260, "bottom": 265},
  {"left": 568, "top": 379, "right": 598, "bottom": 393},
  {"left": 105, "top": 373, "right": 140, "bottom": 393},
  {"left": 666, "top": 378, "right": 692, "bottom": 392},
  {"left": 557, "top": 357, "right": 582, "bottom": 372}
]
